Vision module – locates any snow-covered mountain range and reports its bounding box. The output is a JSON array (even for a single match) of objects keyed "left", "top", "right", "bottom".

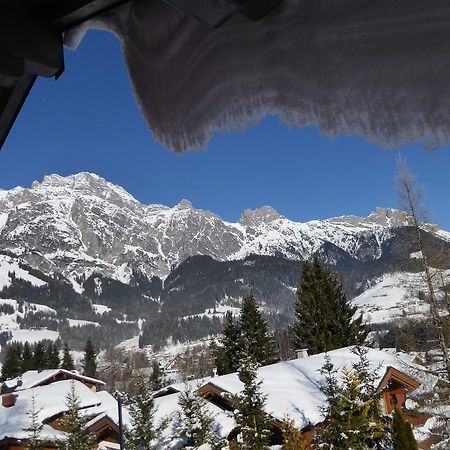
[
  {"left": 0, "top": 172, "right": 449, "bottom": 351},
  {"left": 0, "top": 172, "right": 420, "bottom": 288}
]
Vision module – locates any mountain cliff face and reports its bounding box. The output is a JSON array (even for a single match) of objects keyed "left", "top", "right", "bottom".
[
  {"left": 0, "top": 173, "right": 449, "bottom": 350},
  {"left": 0, "top": 173, "right": 415, "bottom": 286}
]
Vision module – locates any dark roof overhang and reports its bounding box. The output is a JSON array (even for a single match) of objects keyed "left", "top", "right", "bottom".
[{"left": 0, "top": 0, "right": 283, "bottom": 151}]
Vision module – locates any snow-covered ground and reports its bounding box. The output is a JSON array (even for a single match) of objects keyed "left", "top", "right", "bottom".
[
  {"left": 115, "top": 335, "right": 140, "bottom": 351},
  {"left": 0, "top": 298, "right": 59, "bottom": 348},
  {"left": 183, "top": 304, "right": 241, "bottom": 320},
  {"left": 351, "top": 271, "right": 446, "bottom": 325},
  {"left": 10, "top": 329, "right": 59, "bottom": 344},
  {"left": 67, "top": 318, "right": 100, "bottom": 327},
  {"left": 0, "top": 255, "right": 47, "bottom": 289},
  {"left": 0, "top": 299, "right": 57, "bottom": 331},
  {"left": 92, "top": 304, "right": 112, "bottom": 315}
]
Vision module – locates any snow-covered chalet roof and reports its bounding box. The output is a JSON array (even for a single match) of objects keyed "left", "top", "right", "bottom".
[
  {"left": 2, "top": 368, "right": 105, "bottom": 393},
  {"left": 164, "top": 347, "right": 421, "bottom": 432},
  {"left": 153, "top": 391, "right": 236, "bottom": 448},
  {"left": 0, "top": 379, "right": 112, "bottom": 442}
]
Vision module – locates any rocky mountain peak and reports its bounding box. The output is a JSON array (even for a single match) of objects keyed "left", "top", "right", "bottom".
[
  {"left": 176, "top": 199, "right": 193, "bottom": 209},
  {"left": 36, "top": 172, "right": 102, "bottom": 188},
  {"left": 0, "top": 172, "right": 446, "bottom": 285},
  {"left": 366, "top": 207, "right": 410, "bottom": 227},
  {"left": 31, "top": 172, "right": 139, "bottom": 208},
  {"left": 239, "top": 206, "right": 283, "bottom": 226}
]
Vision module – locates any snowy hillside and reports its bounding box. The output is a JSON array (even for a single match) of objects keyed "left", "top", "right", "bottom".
[{"left": 352, "top": 271, "right": 450, "bottom": 325}]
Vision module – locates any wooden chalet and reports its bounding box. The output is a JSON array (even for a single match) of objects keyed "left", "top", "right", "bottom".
[
  {"left": 190, "top": 347, "right": 424, "bottom": 449},
  {"left": 378, "top": 365, "right": 421, "bottom": 413},
  {"left": 0, "top": 372, "right": 118, "bottom": 450},
  {"left": 1, "top": 369, "right": 105, "bottom": 394}
]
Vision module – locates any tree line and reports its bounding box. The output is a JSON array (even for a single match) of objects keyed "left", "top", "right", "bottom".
[{"left": 1, "top": 338, "right": 97, "bottom": 381}]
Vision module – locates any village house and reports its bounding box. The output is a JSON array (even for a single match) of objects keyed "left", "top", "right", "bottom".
[
  {"left": 0, "top": 370, "right": 120, "bottom": 450},
  {"left": 0, "top": 347, "right": 430, "bottom": 449},
  {"left": 1, "top": 368, "right": 106, "bottom": 394},
  {"left": 155, "top": 346, "right": 424, "bottom": 449}
]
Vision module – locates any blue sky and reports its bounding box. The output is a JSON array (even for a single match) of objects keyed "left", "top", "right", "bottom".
[{"left": 1, "top": 31, "right": 449, "bottom": 229}]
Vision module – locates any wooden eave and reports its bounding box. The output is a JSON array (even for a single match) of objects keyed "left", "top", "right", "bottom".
[
  {"left": 44, "top": 402, "right": 101, "bottom": 427},
  {"left": 197, "top": 382, "right": 233, "bottom": 402},
  {"left": 86, "top": 414, "right": 119, "bottom": 435},
  {"left": 377, "top": 366, "right": 420, "bottom": 392},
  {"left": 153, "top": 386, "right": 179, "bottom": 398},
  {"left": 28, "top": 370, "right": 105, "bottom": 391}
]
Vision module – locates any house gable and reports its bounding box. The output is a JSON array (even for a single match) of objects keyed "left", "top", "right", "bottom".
[
  {"left": 86, "top": 414, "right": 120, "bottom": 444},
  {"left": 377, "top": 366, "right": 420, "bottom": 413},
  {"left": 1, "top": 370, "right": 105, "bottom": 394},
  {"left": 197, "top": 382, "right": 234, "bottom": 412}
]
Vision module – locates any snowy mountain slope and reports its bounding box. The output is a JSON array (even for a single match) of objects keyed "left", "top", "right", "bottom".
[
  {"left": 0, "top": 255, "right": 47, "bottom": 290},
  {"left": 0, "top": 173, "right": 419, "bottom": 286},
  {"left": 351, "top": 271, "right": 450, "bottom": 325}
]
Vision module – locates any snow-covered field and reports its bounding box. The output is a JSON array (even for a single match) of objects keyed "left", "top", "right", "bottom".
[
  {"left": 67, "top": 319, "right": 100, "bottom": 327},
  {"left": 92, "top": 304, "right": 111, "bottom": 315},
  {"left": 183, "top": 304, "right": 241, "bottom": 320},
  {"left": 0, "top": 298, "right": 60, "bottom": 348},
  {"left": 10, "top": 329, "right": 59, "bottom": 344},
  {"left": 0, "top": 299, "right": 57, "bottom": 333},
  {"left": 351, "top": 271, "right": 446, "bottom": 325},
  {"left": 0, "top": 255, "right": 47, "bottom": 290},
  {"left": 116, "top": 335, "right": 140, "bottom": 351}
]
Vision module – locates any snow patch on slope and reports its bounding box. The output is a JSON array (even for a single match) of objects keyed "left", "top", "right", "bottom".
[
  {"left": 351, "top": 272, "right": 442, "bottom": 325},
  {"left": 0, "top": 255, "right": 47, "bottom": 289},
  {"left": 10, "top": 329, "right": 59, "bottom": 344}
]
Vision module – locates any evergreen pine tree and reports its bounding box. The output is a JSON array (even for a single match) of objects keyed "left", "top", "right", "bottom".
[
  {"left": 32, "top": 343, "right": 47, "bottom": 370},
  {"left": 81, "top": 339, "right": 97, "bottom": 377},
  {"left": 21, "top": 342, "right": 34, "bottom": 373},
  {"left": 214, "top": 311, "right": 242, "bottom": 375},
  {"left": 177, "top": 384, "right": 224, "bottom": 448},
  {"left": 314, "top": 347, "right": 391, "bottom": 450},
  {"left": 214, "top": 295, "right": 277, "bottom": 376},
  {"left": 240, "top": 294, "right": 278, "bottom": 367},
  {"left": 281, "top": 416, "right": 306, "bottom": 450},
  {"left": 392, "top": 408, "right": 418, "bottom": 450},
  {"left": 292, "top": 259, "right": 367, "bottom": 355},
  {"left": 61, "top": 342, "right": 75, "bottom": 371},
  {"left": 125, "top": 376, "right": 168, "bottom": 450},
  {"left": 234, "top": 340, "right": 271, "bottom": 450},
  {"left": 149, "top": 360, "right": 168, "bottom": 391},
  {"left": 46, "top": 342, "right": 60, "bottom": 369},
  {"left": 23, "top": 391, "right": 44, "bottom": 450},
  {"left": 1, "top": 343, "right": 23, "bottom": 381},
  {"left": 58, "top": 381, "right": 96, "bottom": 450}
]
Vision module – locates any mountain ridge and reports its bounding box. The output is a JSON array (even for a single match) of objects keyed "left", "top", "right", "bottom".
[{"left": 0, "top": 172, "right": 425, "bottom": 288}]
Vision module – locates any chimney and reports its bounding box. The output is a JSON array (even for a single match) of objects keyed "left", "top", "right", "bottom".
[
  {"left": 295, "top": 349, "right": 309, "bottom": 359},
  {"left": 2, "top": 393, "right": 17, "bottom": 407}
]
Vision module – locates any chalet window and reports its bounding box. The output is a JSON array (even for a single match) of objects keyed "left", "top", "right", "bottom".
[{"left": 389, "top": 394, "right": 398, "bottom": 406}]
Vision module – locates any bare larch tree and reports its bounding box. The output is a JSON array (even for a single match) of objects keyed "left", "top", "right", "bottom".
[{"left": 396, "top": 157, "right": 450, "bottom": 381}]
